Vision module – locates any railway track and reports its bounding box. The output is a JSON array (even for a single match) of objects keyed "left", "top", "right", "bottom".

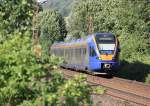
[{"left": 58, "top": 68, "right": 150, "bottom": 106}]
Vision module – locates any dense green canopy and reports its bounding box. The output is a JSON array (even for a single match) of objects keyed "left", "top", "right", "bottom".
[
  {"left": 0, "top": 0, "right": 35, "bottom": 35},
  {"left": 67, "top": 0, "right": 150, "bottom": 82},
  {"left": 43, "top": 0, "right": 74, "bottom": 16},
  {"left": 0, "top": 0, "right": 94, "bottom": 105},
  {"left": 36, "top": 10, "right": 67, "bottom": 54},
  {"left": 68, "top": 0, "right": 150, "bottom": 57}
]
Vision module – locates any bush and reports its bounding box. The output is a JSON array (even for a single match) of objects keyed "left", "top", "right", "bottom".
[
  {"left": 0, "top": 33, "right": 59, "bottom": 105},
  {"left": 0, "top": 33, "right": 102, "bottom": 106}
]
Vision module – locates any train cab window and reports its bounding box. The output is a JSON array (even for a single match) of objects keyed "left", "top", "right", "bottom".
[{"left": 90, "top": 47, "right": 96, "bottom": 57}]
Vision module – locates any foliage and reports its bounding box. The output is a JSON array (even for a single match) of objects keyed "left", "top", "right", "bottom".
[
  {"left": 46, "top": 74, "right": 92, "bottom": 106},
  {"left": 0, "top": 0, "right": 99, "bottom": 105},
  {"left": 0, "top": 0, "right": 35, "bottom": 38},
  {"left": 68, "top": 0, "right": 150, "bottom": 83},
  {"left": 146, "top": 74, "right": 150, "bottom": 84},
  {"left": 43, "top": 0, "right": 75, "bottom": 16},
  {"left": 0, "top": 33, "right": 59, "bottom": 105},
  {"left": 0, "top": 33, "right": 102, "bottom": 105},
  {"left": 35, "top": 10, "right": 67, "bottom": 54},
  {"left": 68, "top": 0, "right": 150, "bottom": 55},
  {"left": 65, "top": 30, "right": 86, "bottom": 41}
]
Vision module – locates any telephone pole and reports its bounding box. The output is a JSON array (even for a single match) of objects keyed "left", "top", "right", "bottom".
[
  {"left": 88, "top": 15, "right": 94, "bottom": 35},
  {"left": 33, "top": 1, "right": 40, "bottom": 45},
  {"left": 33, "top": 0, "right": 47, "bottom": 58},
  {"left": 87, "top": 2, "right": 94, "bottom": 35}
]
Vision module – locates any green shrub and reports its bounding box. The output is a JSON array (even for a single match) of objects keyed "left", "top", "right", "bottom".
[
  {"left": 0, "top": 33, "right": 101, "bottom": 105},
  {"left": 0, "top": 33, "right": 58, "bottom": 105}
]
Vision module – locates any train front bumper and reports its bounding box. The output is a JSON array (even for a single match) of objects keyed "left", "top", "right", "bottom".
[{"left": 100, "top": 60, "right": 119, "bottom": 71}]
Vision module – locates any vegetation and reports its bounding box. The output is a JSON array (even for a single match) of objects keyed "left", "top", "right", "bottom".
[
  {"left": 0, "top": 32, "right": 99, "bottom": 105},
  {"left": 0, "top": 0, "right": 104, "bottom": 105},
  {"left": 43, "top": 0, "right": 75, "bottom": 16},
  {"left": 0, "top": 33, "right": 58, "bottom": 105},
  {"left": 35, "top": 10, "right": 67, "bottom": 54},
  {"left": 0, "top": 0, "right": 149, "bottom": 105},
  {"left": 0, "top": 0, "right": 35, "bottom": 36},
  {"left": 67, "top": 0, "right": 150, "bottom": 83}
]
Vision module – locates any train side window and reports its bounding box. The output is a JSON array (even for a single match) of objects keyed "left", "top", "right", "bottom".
[
  {"left": 57, "top": 49, "right": 61, "bottom": 57},
  {"left": 83, "top": 48, "right": 86, "bottom": 59},
  {"left": 90, "top": 47, "right": 96, "bottom": 57},
  {"left": 83, "top": 48, "right": 86, "bottom": 55},
  {"left": 77, "top": 48, "right": 79, "bottom": 63},
  {"left": 62, "top": 49, "right": 63, "bottom": 57},
  {"left": 79, "top": 48, "right": 82, "bottom": 63},
  {"left": 55, "top": 49, "right": 57, "bottom": 55},
  {"left": 69, "top": 49, "right": 71, "bottom": 61},
  {"left": 70, "top": 49, "right": 72, "bottom": 59},
  {"left": 59, "top": 49, "right": 61, "bottom": 56},
  {"left": 64, "top": 49, "right": 66, "bottom": 58},
  {"left": 66, "top": 49, "right": 67, "bottom": 60},
  {"left": 53, "top": 49, "right": 54, "bottom": 54}
]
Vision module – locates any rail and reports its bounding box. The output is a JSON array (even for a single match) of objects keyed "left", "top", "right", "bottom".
[{"left": 58, "top": 68, "right": 150, "bottom": 106}]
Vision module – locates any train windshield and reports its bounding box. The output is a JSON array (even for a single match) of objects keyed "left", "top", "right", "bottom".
[{"left": 95, "top": 34, "right": 116, "bottom": 55}]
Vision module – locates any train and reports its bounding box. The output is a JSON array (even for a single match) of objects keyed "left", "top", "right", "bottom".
[{"left": 51, "top": 33, "right": 120, "bottom": 75}]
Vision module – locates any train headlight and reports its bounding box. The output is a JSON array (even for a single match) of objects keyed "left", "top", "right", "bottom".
[{"left": 104, "top": 64, "right": 111, "bottom": 69}]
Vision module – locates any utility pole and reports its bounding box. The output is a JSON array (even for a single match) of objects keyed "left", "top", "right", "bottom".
[
  {"left": 88, "top": 15, "right": 94, "bottom": 35},
  {"left": 87, "top": 2, "right": 94, "bottom": 35},
  {"left": 33, "top": 1, "right": 39, "bottom": 45},
  {"left": 33, "top": 0, "right": 47, "bottom": 58}
]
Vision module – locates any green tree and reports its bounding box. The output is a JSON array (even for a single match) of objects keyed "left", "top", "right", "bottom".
[
  {"left": 68, "top": 0, "right": 150, "bottom": 55},
  {"left": 36, "top": 10, "right": 67, "bottom": 54},
  {"left": 0, "top": 0, "right": 35, "bottom": 38},
  {"left": 68, "top": 0, "right": 150, "bottom": 83},
  {"left": 43, "top": 0, "right": 75, "bottom": 16},
  {"left": 0, "top": 33, "right": 60, "bottom": 105},
  {"left": 0, "top": 1, "right": 99, "bottom": 105},
  {"left": 0, "top": 32, "right": 100, "bottom": 106}
]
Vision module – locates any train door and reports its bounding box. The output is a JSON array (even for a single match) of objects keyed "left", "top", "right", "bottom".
[{"left": 89, "top": 44, "right": 100, "bottom": 71}]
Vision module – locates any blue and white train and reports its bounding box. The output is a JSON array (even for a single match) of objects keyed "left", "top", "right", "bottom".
[{"left": 51, "top": 33, "right": 120, "bottom": 75}]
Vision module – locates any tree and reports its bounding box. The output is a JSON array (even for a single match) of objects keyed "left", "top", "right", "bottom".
[
  {"left": 0, "top": 33, "right": 95, "bottom": 106},
  {"left": 68, "top": 0, "right": 150, "bottom": 56},
  {"left": 0, "top": 0, "right": 100, "bottom": 105},
  {"left": 36, "top": 10, "right": 67, "bottom": 54},
  {"left": 0, "top": 33, "right": 57, "bottom": 105},
  {"left": 43, "top": 0, "right": 75, "bottom": 16},
  {"left": 0, "top": 0, "right": 35, "bottom": 37},
  {"left": 68, "top": 0, "right": 150, "bottom": 83}
]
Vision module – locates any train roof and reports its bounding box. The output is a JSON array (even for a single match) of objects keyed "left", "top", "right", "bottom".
[{"left": 52, "top": 33, "right": 115, "bottom": 47}]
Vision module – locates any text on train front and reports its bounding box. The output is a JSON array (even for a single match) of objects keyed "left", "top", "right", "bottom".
[{"left": 95, "top": 34, "right": 116, "bottom": 61}]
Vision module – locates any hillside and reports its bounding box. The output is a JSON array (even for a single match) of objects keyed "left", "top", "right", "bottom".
[{"left": 42, "top": 0, "right": 75, "bottom": 16}]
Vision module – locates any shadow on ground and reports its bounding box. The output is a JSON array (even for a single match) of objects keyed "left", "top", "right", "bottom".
[{"left": 114, "top": 60, "right": 150, "bottom": 82}]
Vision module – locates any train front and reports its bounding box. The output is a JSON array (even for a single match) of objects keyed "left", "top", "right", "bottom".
[{"left": 95, "top": 33, "right": 120, "bottom": 72}]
